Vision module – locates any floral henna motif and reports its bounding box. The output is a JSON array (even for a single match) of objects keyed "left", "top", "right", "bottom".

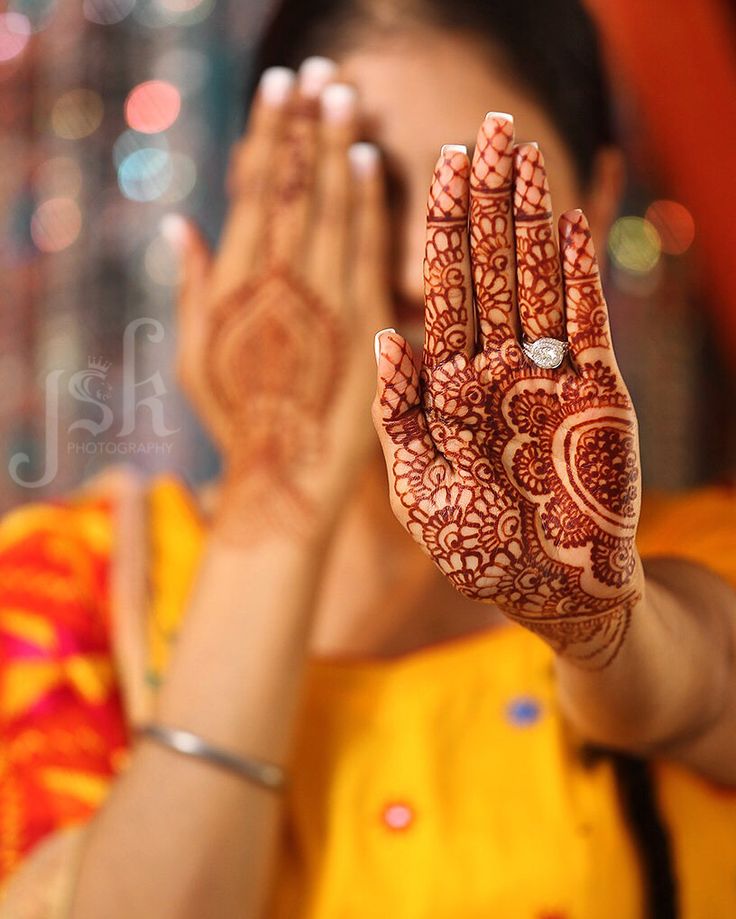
[
  {"left": 423, "top": 150, "right": 472, "bottom": 366},
  {"left": 561, "top": 213, "right": 612, "bottom": 357},
  {"left": 513, "top": 145, "right": 565, "bottom": 342},
  {"left": 381, "top": 227, "right": 641, "bottom": 668},
  {"left": 206, "top": 269, "right": 344, "bottom": 532},
  {"left": 469, "top": 117, "right": 515, "bottom": 346}
]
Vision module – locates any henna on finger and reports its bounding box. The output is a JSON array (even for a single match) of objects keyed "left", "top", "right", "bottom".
[
  {"left": 513, "top": 143, "right": 566, "bottom": 343},
  {"left": 422, "top": 145, "right": 475, "bottom": 368},
  {"left": 378, "top": 159, "right": 642, "bottom": 667},
  {"left": 469, "top": 112, "right": 517, "bottom": 349},
  {"left": 560, "top": 209, "right": 617, "bottom": 368}
]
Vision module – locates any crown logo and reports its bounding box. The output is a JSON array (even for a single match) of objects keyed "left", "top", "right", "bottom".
[{"left": 88, "top": 356, "right": 112, "bottom": 374}]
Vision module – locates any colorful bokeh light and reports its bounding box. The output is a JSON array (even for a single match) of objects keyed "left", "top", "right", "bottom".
[
  {"left": 644, "top": 200, "right": 696, "bottom": 256},
  {"left": 125, "top": 80, "right": 181, "bottom": 134},
  {"left": 51, "top": 88, "right": 104, "bottom": 139},
  {"left": 117, "top": 147, "right": 172, "bottom": 201},
  {"left": 31, "top": 197, "right": 82, "bottom": 252},
  {"left": 608, "top": 216, "right": 662, "bottom": 276},
  {"left": 0, "top": 12, "right": 31, "bottom": 62}
]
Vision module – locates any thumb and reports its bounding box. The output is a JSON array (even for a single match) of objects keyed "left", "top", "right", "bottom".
[
  {"left": 161, "top": 214, "right": 212, "bottom": 317},
  {"left": 372, "top": 328, "right": 436, "bottom": 471},
  {"left": 162, "top": 215, "right": 213, "bottom": 397}
]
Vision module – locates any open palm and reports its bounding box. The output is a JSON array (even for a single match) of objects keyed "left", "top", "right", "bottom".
[{"left": 374, "top": 115, "right": 643, "bottom": 669}]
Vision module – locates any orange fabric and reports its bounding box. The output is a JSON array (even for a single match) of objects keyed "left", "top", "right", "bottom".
[
  {"left": 0, "top": 496, "right": 127, "bottom": 881},
  {"left": 1, "top": 474, "right": 736, "bottom": 916}
]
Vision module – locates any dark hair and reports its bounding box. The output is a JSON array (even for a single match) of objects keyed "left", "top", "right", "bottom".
[
  {"left": 248, "top": 2, "right": 676, "bottom": 916},
  {"left": 248, "top": 0, "right": 614, "bottom": 188}
]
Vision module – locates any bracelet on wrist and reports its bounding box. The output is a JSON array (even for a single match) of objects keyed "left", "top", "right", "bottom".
[{"left": 136, "top": 723, "right": 287, "bottom": 793}]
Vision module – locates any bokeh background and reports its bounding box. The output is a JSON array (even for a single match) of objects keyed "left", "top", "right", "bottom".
[{"left": 1, "top": 0, "right": 735, "bottom": 511}]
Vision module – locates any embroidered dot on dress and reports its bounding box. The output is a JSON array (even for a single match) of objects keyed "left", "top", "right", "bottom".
[
  {"left": 505, "top": 695, "right": 542, "bottom": 727},
  {"left": 381, "top": 801, "right": 414, "bottom": 830}
]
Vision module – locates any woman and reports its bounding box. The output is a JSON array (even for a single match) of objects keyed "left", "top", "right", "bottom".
[{"left": 1, "top": 0, "right": 735, "bottom": 916}]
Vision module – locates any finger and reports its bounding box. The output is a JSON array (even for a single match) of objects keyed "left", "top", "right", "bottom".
[
  {"left": 513, "top": 143, "right": 565, "bottom": 343},
  {"left": 168, "top": 215, "right": 212, "bottom": 346},
  {"left": 307, "top": 82, "right": 359, "bottom": 294},
  {"left": 263, "top": 59, "right": 339, "bottom": 267},
  {"left": 373, "top": 330, "right": 438, "bottom": 502},
  {"left": 212, "top": 66, "right": 296, "bottom": 297},
  {"left": 166, "top": 216, "right": 222, "bottom": 433},
  {"left": 469, "top": 112, "right": 518, "bottom": 347},
  {"left": 423, "top": 144, "right": 474, "bottom": 369},
  {"left": 560, "top": 208, "right": 618, "bottom": 371},
  {"left": 348, "top": 142, "right": 392, "bottom": 331}
]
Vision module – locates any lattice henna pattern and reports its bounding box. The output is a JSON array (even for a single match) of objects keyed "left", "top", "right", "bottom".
[
  {"left": 513, "top": 145, "right": 565, "bottom": 342},
  {"left": 423, "top": 150, "right": 472, "bottom": 367}
]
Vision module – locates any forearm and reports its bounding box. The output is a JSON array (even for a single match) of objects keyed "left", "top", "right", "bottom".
[
  {"left": 555, "top": 557, "right": 736, "bottom": 784},
  {"left": 70, "top": 513, "right": 331, "bottom": 919}
]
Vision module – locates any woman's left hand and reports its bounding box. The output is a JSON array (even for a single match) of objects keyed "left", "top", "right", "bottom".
[{"left": 373, "top": 113, "right": 644, "bottom": 669}]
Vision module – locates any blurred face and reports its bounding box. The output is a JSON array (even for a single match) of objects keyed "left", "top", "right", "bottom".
[{"left": 337, "top": 26, "right": 609, "bottom": 339}]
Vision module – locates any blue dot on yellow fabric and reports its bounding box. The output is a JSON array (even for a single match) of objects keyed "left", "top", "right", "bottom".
[{"left": 505, "top": 695, "right": 542, "bottom": 727}]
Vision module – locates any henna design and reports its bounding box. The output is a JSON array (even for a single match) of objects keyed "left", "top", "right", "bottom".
[
  {"left": 561, "top": 212, "right": 612, "bottom": 359},
  {"left": 469, "top": 116, "right": 516, "bottom": 346},
  {"left": 513, "top": 145, "right": 565, "bottom": 342},
  {"left": 379, "top": 184, "right": 641, "bottom": 667},
  {"left": 206, "top": 268, "right": 344, "bottom": 534},
  {"left": 423, "top": 150, "right": 472, "bottom": 366}
]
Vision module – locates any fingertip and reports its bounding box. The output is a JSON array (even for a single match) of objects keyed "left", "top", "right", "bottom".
[
  {"left": 374, "top": 326, "right": 399, "bottom": 365},
  {"left": 258, "top": 66, "right": 296, "bottom": 107},
  {"left": 559, "top": 209, "right": 598, "bottom": 275},
  {"left": 349, "top": 142, "right": 380, "bottom": 179}
]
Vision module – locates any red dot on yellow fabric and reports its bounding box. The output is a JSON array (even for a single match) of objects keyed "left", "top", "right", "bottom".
[{"left": 381, "top": 801, "right": 414, "bottom": 831}]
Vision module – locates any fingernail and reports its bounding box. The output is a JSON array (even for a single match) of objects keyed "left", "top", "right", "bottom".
[
  {"left": 321, "top": 83, "right": 357, "bottom": 122},
  {"left": 259, "top": 67, "right": 295, "bottom": 106},
  {"left": 298, "top": 56, "right": 337, "bottom": 98},
  {"left": 349, "top": 142, "right": 379, "bottom": 177},
  {"left": 160, "top": 214, "right": 188, "bottom": 251},
  {"left": 485, "top": 111, "right": 513, "bottom": 122},
  {"left": 528, "top": 141, "right": 540, "bottom": 150},
  {"left": 374, "top": 327, "right": 396, "bottom": 364},
  {"left": 440, "top": 144, "right": 467, "bottom": 156}
]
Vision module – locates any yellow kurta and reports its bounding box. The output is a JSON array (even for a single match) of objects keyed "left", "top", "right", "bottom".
[{"left": 2, "top": 474, "right": 736, "bottom": 917}]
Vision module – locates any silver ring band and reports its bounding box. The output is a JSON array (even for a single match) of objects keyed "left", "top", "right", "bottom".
[{"left": 138, "top": 723, "right": 287, "bottom": 792}]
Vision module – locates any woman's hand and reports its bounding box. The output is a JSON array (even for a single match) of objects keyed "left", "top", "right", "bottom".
[
  {"left": 373, "top": 113, "right": 643, "bottom": 668},
  {"left": 174, "top": 60, "right": 391, "bottom": 539}
]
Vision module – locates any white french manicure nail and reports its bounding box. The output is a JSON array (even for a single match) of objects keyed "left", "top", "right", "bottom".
[
  {"left": 298, "top": 56, "right": 337, "bottom": 98},
  {"left": 322, "top": 83, "right": 357, "bottom": 121},
  {"left": 485, "top": 111, "right": 513, "bottom": 121},
  {"left": 349, "top": 142, "right": 379, "bottom": 177},
  {"left": 528, "top": 141, "right": 540, "bottom": 150},
  {"left": 440, "top": 144, "right": 467, "bottom": 156},
  {"left": 259, "top": 67, "right": 295, "bottom": 106},
  {"left": 160, "top": 214, "right": 187, "bottom": 250},
  {"left": 374, "top": 327, "right": 397, "bottom": 364}
]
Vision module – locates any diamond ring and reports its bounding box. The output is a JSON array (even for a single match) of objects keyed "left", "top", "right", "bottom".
[{"left": 522, "top": 337, "right": 569, "bottom": 370}]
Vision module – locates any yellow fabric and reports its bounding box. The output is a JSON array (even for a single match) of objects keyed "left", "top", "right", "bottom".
[{"left": 143, "top": 476, "right": 736, "bottom": 919}]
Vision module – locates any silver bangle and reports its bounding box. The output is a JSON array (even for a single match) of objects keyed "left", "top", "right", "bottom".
[{"left": 137, "top": 723, "right": 287, "bottom": 793}]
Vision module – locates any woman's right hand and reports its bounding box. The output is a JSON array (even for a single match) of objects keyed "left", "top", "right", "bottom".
[{"left": 171, "top": 58, "right": 392, "bottom": 540}]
